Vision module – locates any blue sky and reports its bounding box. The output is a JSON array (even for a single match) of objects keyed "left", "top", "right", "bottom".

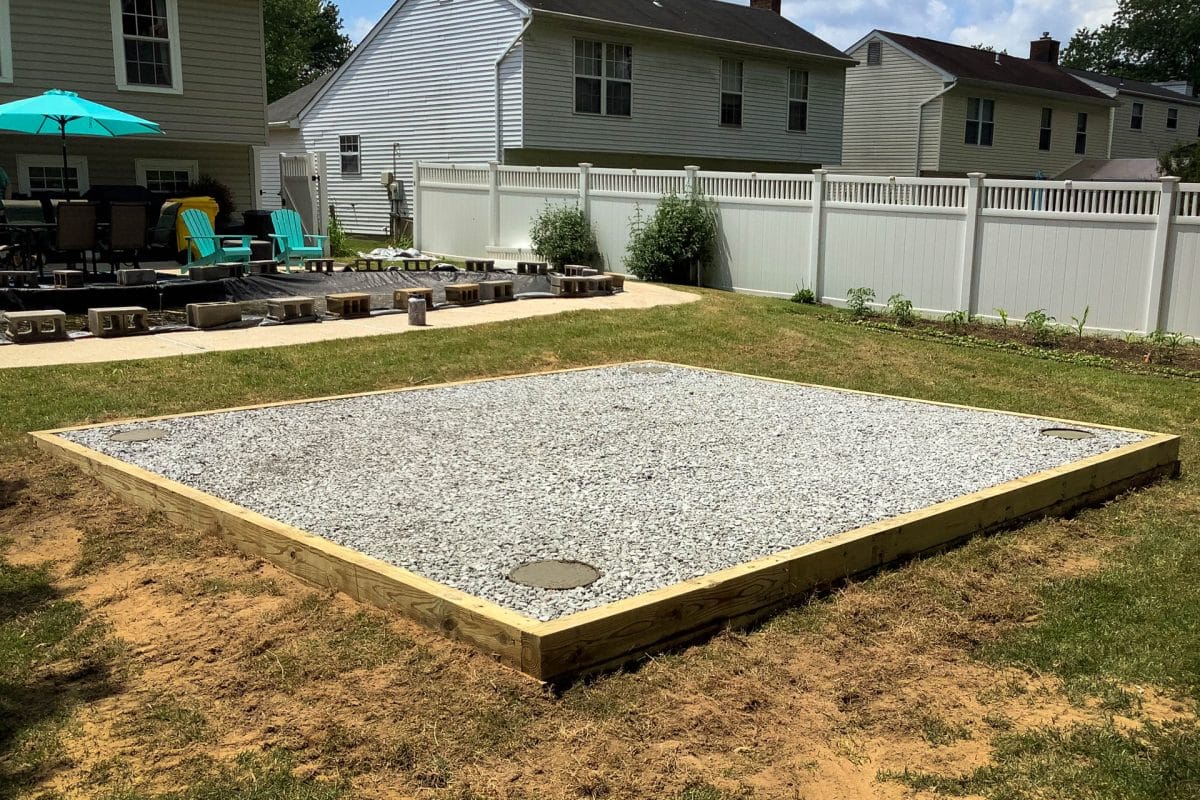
[{"left": 334, "top": 0, "right": 1118, "bottom": 56}]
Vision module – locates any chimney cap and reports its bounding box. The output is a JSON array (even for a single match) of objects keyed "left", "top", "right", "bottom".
[{"left": 1041, "top": 31, "right": 1051, "bottom": 39}]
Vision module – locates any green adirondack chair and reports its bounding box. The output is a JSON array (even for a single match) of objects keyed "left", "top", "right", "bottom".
[
  {"left": 180, "top": 208, "right": 251, "bottom": 272},
  {"left": 269, "top": 209, "right": 329, "bottom": 271}
]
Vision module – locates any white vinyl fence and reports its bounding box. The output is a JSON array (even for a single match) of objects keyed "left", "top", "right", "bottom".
[{"left": 413, "top": 162, "right": 1200, "bottom": 338}]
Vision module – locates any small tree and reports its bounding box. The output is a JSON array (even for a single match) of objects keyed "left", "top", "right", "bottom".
[
  {"left": 529, "top": 204, "right": 598, "bottom": 268},
  {"left": 625, "top": 192, "right": 717, "bottom": 282}
]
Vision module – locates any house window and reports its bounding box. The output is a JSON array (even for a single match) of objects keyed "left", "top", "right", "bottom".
[
  {"left": 339, "top": 135, "right": 361, "bottom": 175},
  {"left": 788, "top": 69, "right": 809, "bottom": 132},
  {"left": 965, "top": 97, "right": 994, "bottom": 146},
  {"left": 866, "top": 41, "right": 882, "bottom": 65},
  {"left": 16, "top": 155, "right": 90, "bottom": 194},
  {"left": 1074, "top": 113, "right": 1088, "bottom": 155},
  {"left": 135, "top": 158, "right": 197, "bottom": 193},
  {"left": 720, "top": 59, "right": 743, "bottom": 127},
  {"left": 110, "top": 0, "right": 183, "bottom": 93},
  {"left": 0, "top": 0, "right": 13, "bottom": 84},
  {"left": 573, "top": 39, "right": 632, "bottom": 116},
  {"left": 1130, "top": 102, "right": 1143, "bottom": 130},
  {"left": 1167, "top": 108, "right": 1178, "bottom": 129},
  {"left": 1038, "top": 108, "right": 1052, "bottom": 151}
]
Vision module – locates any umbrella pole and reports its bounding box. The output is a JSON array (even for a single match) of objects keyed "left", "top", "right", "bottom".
[{"left": 60, "top": 120, "right": 70, "bottom": 197}]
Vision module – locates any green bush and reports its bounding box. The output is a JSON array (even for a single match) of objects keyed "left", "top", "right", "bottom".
[
  {"left": 846, "top": 287, "right": 875, "bottom": 319},
  {"left": 1023, "top": 308, "right": 1059, "bottom": 347},
  {"left": 183, "top": 174, "right": 236, "bottom": 229},
  {"left": 886, "top": 293, "right": 916, "bottom": 325},
  {"left": 791, "top": 287, "right": 816, "bottom": 305},
  {"left": 1159, "top": 141, "right": 1200, "bottom": 183},
  {"left": 529, "top": 204, "right": 598, "bottom": 268},
  {"left": 327, "top": 215, "right": 352, "bottom": 257},
  {"left": 625, "top": 192, "right": 717, "bottom": 283}
]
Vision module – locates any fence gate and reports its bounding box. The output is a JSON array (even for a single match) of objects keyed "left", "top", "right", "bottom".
[{"left": 278, "top": 152, "right": 328, "bottom": 235}]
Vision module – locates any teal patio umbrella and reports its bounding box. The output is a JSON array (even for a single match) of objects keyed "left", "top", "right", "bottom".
[{"left": 0, "top": 89, "right": 163, "bottom": 194}]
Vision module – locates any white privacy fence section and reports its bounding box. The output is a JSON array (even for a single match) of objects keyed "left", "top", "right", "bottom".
[{"left": 414, "top": 162, "right": 1200, "bottom": 337}]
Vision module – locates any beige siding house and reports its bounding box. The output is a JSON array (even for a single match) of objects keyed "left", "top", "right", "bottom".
[
  {"left": 0, "top": 0, "right": 266, "bottom": 210},
  {"left": 1065, "top": 69, "right": 1200, "bottom": 159},
  {"left": 840, "top": 31, "right": 1117, "bottom": 178}
]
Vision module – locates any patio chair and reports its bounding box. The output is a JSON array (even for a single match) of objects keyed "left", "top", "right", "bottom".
[
  {"left": 269, "top": 208, "right": 329, "bottom": 271},
  {"left": 56, "top": 201, "right": 98, "bottom": 271},
  {"left": 149, "top": 202, "right": 182, "bottom": 261},
  {"left": 102, "top": 202, "right": 148, "bottom": 269},
  {"left": 180, "top": 208, "right": 251, "bottom": 273},
  {"left": 2, "top": 200, "right": 47, "bottom": 223}
]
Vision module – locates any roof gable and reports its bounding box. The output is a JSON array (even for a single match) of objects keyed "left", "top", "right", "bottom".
[
  {"left": 1063, "top": 67, "right": 1200, "bottom": 106},
  {"left": 522, "top": 0, "right": 851, "bottom": 62}
]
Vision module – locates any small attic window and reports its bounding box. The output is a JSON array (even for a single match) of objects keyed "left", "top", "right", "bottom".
[{"left": 867, "top": 41, "right": 882, "bottom": 65}]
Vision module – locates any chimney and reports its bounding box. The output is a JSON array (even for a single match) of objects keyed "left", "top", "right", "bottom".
[
  {"left": 751, "top": 0, "right": 782, "bottom": 13},
  {"left": 1029, "top": 32, "right": 1060, "bottom": 65}
]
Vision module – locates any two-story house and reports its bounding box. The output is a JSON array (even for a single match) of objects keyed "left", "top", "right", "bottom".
[
  {"left": 1063, "top": 67, "right": 1200, "bottom": 159},
  {"left": 259, "top": 0, "right": 853, "bottom": 234},
  {"left": 839, "top": 31, "right": 1120, "bottom": 178},
  {"left": 0, "top": 0, "right": 266, "bottom": 212}
]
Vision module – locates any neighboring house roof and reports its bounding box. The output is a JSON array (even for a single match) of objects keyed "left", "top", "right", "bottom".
[
  {"left": 268, "top": 71, "right": 336, "bottom": 126},
  {"left": 863, "top": 31, "right": 1114, "bottom": 104},
  {"left": 1055, "top": 158, "right": 1163, "bottom": 181},
  {"left": 1062, "top": 67, "right": 1200, "bottom": 106},
  {"left": 522, "top": 0, "right": 854, "bottom": 62}
]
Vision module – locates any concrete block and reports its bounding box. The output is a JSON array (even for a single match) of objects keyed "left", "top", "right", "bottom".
[
  {"left": 564, "top": 264, "right": 593, "bottom": 276},
  {"left": 53, "top": 270, "right": 84, "bottom": 289},
  {"left": 464, "top": 259, "right": 495, "bottom": 272},
  {"left": 0, "top": 270, "right": 40, "bottom": 288},
  {"left": 117, "top": 268, "right": 157, "bottom": 286},
  {"left": 550, "top": 276, "right": 589, "bottom": 297},
  {"left": 516, "top": 261, "right": 547, "bottom": 275},
  {"left": 580, "top": 268, "right": 600, "bottom": 277},
  {"left": 604, "top": 272, "right": 626, "bottom": 290},
  {"left": 305, "top": 259, "right": 335, "bottom": 273},
  {"left": 266, "top": 296, "right": 316, "bottom": 322},
  {"left": 326, "top": 292, "right": 371, "bottom": 317},
  {"left": 479, "top": 280, "right": 514, "bottom": 302},
  {"left": 188, "top": 264, "right": 230, "bottom": 282},
  {"left": 400, "top": 257, "right": 434, "bottom": 271},
  {"left": 585, "top": 275, "right": 614, "bottom": 293},
  {"left": 186, "top": 302, "right": 242, "bottom": 329},
  {"left": 2, "top": 310, "right": 68, "bottom": 343},
  {"left": 87, "top": 306, "right": 150, "bottom": 338},
  {"left": 354, "top": 257, "right": 386, "bottom": 272},
  {"left": 444, "top": 283, "right": 480, "bottom": 305},
  {"left": 393, "top": 287, "right": 435, "bottom": 311},
  {"left": 246, "top": 260, "right": 278, "bottom": 275}
]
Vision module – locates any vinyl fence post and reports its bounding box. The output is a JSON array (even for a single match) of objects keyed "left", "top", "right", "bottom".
[
  {"left": 411, "top": 161, "right": 422, "bottom": 251},
  {"left": 684, "top": 165, "right": 701, "bottom": 285},
  {"left": 808, "top": 169, "right": 826, "bottom": 301},
  {"left": 958, "top": 172, "right": 985, "bottom": 315},
  {"left": 578, "top": 162, "right": 592, "bottom": 222},
  {"left": 487, "top": 160, "right": 501, "bottom": 248},
  {"left": 1144, "top": 177, "right": 1179, "bottom": 334}
]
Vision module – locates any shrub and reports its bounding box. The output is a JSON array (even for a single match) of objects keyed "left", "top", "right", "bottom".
[
  {"left": 791, "top": 287, "right": 816, "bottom": 305},
  {"left": 327, "top": 215, "right": 352, "bottom": 257},
  {"left": 846, "top": 287, "right": 875, "bottom": 319},
  {"left": 1023, "top": 308, "right": 1059, "bottom": 347},
  {"left": 183, "top": 174, "right": 236, "bottom": 229},
  {"left": 1159, "top": 141, "right": 1200, "bottom": 183},
  {"left": 886, "top": 293, "right": 916, "bottom": 326},
  {"left": 529, "top": 204, "right": 598, "bottom": 268},
  {"left": 625, "top": 192, "right": 718, "bottom": 282}
]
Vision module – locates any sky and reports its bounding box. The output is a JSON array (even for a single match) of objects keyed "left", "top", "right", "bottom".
[{"left": 334, "top": 0, "right": 1119, "bottom": 56}]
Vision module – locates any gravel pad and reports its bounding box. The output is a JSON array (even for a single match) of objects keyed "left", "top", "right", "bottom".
[{"left": 62, "top": 364, "right": 1145, "bottom": 621}]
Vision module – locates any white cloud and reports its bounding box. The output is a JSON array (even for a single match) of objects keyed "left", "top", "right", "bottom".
[{"left": 348, "top": 16, "right": 376, "bottom": 44}]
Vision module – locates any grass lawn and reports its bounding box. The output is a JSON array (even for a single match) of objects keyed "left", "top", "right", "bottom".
[{"left": 1, "top": 288, "right": 1197, "bottom": 799}]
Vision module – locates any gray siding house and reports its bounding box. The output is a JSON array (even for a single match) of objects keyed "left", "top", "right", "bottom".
[
  {"left": 262, "top": 0, "right": 853, "bottom": 234},
  {"left": 0, "top": 0, "right": 266, "bottom": 210}
]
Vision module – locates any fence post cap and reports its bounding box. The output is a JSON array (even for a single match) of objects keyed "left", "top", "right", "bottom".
[
  {"left": 967, "top": 172, "right": 986, "bottom": 179},
  {"left": 1160, "top": 176, "right": 1182, "bottom": 185},
  {"left": 812, "top": 168, "right": 829, "bottom": 175},
  {"left": 578, "top": 162, "right": 593, "bottom": 169},
  {"left": 684, "top": 165, "right": 700, "bottom": 170},
  {"left": 488, "top": 160, "right": 500, "bottom": 168}
]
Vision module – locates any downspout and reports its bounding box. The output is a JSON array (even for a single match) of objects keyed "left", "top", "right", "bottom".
[
  {"left": 495, "top": 13, "right": 533, "bottom": 162},
  {"left": 915, "top": 81, "right": 957, "bottom": 177}
]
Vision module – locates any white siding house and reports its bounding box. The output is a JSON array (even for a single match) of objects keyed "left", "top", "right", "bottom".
[{"left": 263, "top": 0, "right": 852, "bottom": 234}]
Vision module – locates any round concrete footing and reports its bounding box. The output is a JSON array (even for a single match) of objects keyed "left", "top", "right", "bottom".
[
  {"left": 110, "top": 427, "right": 169, "bottom": 442},
  {"left": 508, "top": 560, "right": 601, "bottom": 590},
  {"left": 1041, "top": 428, "right": 1096, "bottom": 440}
]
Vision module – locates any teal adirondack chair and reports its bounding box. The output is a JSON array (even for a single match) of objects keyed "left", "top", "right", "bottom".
[
  {"left": 269, "top": 209, "right": 329, "bottom": 271},
  {"left": 180, "top": 208, "right": 251, "bottom": 273}
]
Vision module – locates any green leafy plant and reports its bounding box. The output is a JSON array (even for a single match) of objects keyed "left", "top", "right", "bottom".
[
  {"left": 943, "top": 309, "right": 970, "bottom": 332},
  {"left": 886, "top": 293, "right": 916, "bottom": 326},
  {"left": 1070, "top": 306, "right": 1090, "bottom": 337},
  {"left": 994, "top": 307, "right": 1009, "bottom": 327},
  {"left": 529, "top": 203, "right": 598, "bottom": 268},
  {"left": 327, "top": 215, "right": 352, "bottom": 257},
  {"left": 846, "top": 287, "right": 875, "bottom": 319},
  {"left": 791, "top": 287, "right": 816, "bottom": 305},
  {"left": 1144, "top": 329, "right": 1193, "bottom": 363},
  {"left": 625, "top": 192, "right": 718, "bottom": 282},
  {"left": 1024, "top": 308, "right": 1060, "bottom": 347}
]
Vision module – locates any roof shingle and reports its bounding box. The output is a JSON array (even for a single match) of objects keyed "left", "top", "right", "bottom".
[{"left": 1063, "top": 67, "right": 1200, "bottom": 105}]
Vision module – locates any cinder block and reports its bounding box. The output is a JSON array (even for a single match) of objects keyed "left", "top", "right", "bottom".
[
  {"left": 585, "top": 275, "right": 613, "bottom": 293},
  {"left": 246, "top": 260, "right": 278, "bottom": 275},
  {"left": 87, "top": 306, "right": 150, "bottom": 338},
  {"left": 53, "top": 270, "right": 84, "bottom": 289},
  {"left": 117, "top": 268, "right": 157, "bottom": 286},
  {"left": 354, "top": 257, "right": 386, "bottom": 272},
  {"left": 265, "top": 296, "right": 316, "bottom": 322},
  {"left": 564, "top": 264, "right": 593, "bottom": 276},
  {"left": 186, "top": 301, "right": 242, "bottom": 329},
  {"left": 479, "top": 280, "right": 514, "bottom": 302},
  {"left": 444, "top": 283, "right": 480, "bottom": 305},
  {"left": 305, "top": 259, "right": 335, "bottom": 273},
  {"left": 0, "top": 270, "right": 40, "bottom": 288},
  {"left": 550, "top": 276, "right": 588, "bottom": 297},
  {"left": 393, "top": 287, "right": 435, "bottom": 311},
  {"left": 188, "top": 264, "right": 230, "bottom": 282},
  {"left": 604, "top": 272, "right": 626, "bottom": 290},
  {"left": 464, "top": 259, "right": 495, "bottom": 272},
  {"left": 2, "top": 310, "right": 68, "bottom": 343},
  {"left": 326, "top": 292, "right": 371, "bottom": 317},
  {"left": 516, "top": 261, "right": 548, "bottom": 275},
  {"left": 400, "top": 257, "right": 433, "bottom": 271}
]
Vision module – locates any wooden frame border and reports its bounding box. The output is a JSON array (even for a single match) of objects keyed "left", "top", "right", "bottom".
[{"left": 32, "top": 361, "right": 1182, "bottom": 682}]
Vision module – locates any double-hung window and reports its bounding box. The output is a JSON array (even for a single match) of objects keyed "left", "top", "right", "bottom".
[
  {"left": 1074, "top": 113, "right": 1088, "bottom": 155},
  {"left": 339, "top": 136, "right": 361, "bottom": 175},
  {"left": 964, "top": 97, "right": 994, "bottom": 146},
  {"left": 1038, "top": 108, "right": 1052, "bottom": 151},
  {"left": 573, "top": 40, "right": 631, "bottom": 116},
  {"left": 1130, "top": 102, "right": 1143, "bottom": 130},
  {"left": 135, "top": 158, "right": 197, "bottom": 193},
  {"left": 1167, "top": 107, "right": 1178, "bottom": 129},
  {"left": 111, "top": 0, "right": 183, "bottom": 92},
  {"left": 16, "top": 155, "right": 89, "bottom": 194},
  {"left": 720, "top": 59, "right": 743, "bottom": 127},
  {"left": 787, "top": 69, "right": 809, "bottom": 132}
]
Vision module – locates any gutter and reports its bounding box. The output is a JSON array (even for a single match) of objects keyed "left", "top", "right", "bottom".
[
  {"left": 915, "top": 82, "right": 956, "bottom": 177},
  {"left": 495, "top": 13, "right": 533, "bottom": 161}
]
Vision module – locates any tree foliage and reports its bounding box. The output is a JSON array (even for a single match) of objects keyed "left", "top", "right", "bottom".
[
  {"left": 264, "top": 0, "right": 353, "bottom": 102},
  {"left": 625, "top": 193, "right": 718, "bottom": 283},
  {"left": 1160, "top": 141, "right": 1200, "bottom": 181},
  {"left": 1062, "top": 0, "right": 1200, "bottom": 88}
]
